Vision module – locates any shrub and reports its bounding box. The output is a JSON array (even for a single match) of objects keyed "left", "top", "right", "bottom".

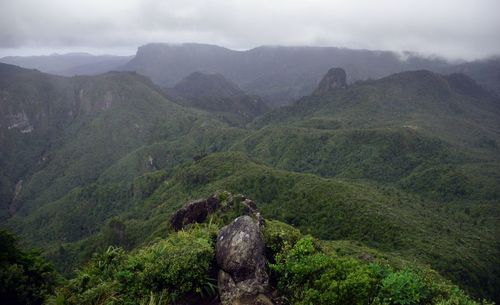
[
  {"left": 0, "top": 230, "right": 59, "bottom": 305},
  {"left": 271, "top": 236, "right": 377, "bottom": 305},
  {"left": 56, "top": 226, "right": 216, "bottom": 305},
  {"left": 262, "top": 219, "right": 302, "bottom": 255},
  {"left": 137, "top": 229, "right": 215, "bottom": 299},
  {"left": 378, "top": 269, "right": 428, "bottom": 305},
  {"left": 270, "top": 236, "right": 485, "bottom": 305}
]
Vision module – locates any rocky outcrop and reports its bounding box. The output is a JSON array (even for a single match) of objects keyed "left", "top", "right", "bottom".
[
  {"left": 170, "top": 193, "right": 264, "bottom": 232},
  {"left": 8, "top": 180, "right": 23, "bottom": 216},
  {"left": 216, "top": 216, "right": 273, "bottom": 305},
  {"left": 169, "top": 193, "right": 275, "bottom": 304},
  {"left": 313, "top": 67, "right": 347, "bottom": 95},
  {"left": 170, "top": 197, "right": 220, "bottom": 231},
  {"left": 6, "top": 112, "right": 34, "bottom": 133}
]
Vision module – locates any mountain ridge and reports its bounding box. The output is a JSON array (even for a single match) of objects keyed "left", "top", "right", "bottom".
[
  {"left": 166, "top": 71, "right": 269, "bottom": 125},
  {"left": 120, "top": 43, "right": 500, "bottom": 106},
  {"left": 4, "top": 43, "right": 498, "bottom": 107},
  {"left": 0, "top": 53, "right": 133, "bottom": 76},
  {"left": 256, "top": 69, "right": 500, "bottom": 150},
  {"left": 0, "top": 62, "right": 499, "bottom": 301},
  {"left": 0, "top": 63, "right": 230, "bottom": 218}
]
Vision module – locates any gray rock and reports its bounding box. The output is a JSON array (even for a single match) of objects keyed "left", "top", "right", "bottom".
[
  {"left": 241, "top": 198, "right": 265, "bottom": 226},
  {"left": 170, "top": 197, "right": 220, "bottom": 231},
  {"left": 313, "top": 67, "right": 347, "bottom": 95},
  {"left": 216, "top": 216, "right": 272, "bottom": 305}
]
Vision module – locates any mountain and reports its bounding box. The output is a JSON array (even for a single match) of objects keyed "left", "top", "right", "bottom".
[
  {"left": 21, "top": 151, "right": 497, "bottom": 301},
  {"left": 312, "top": 67, "right": 347, "bottom": 95},
  {"left": 173, "top": 71, "right": 246, "bottom": 98},
  {"left": 45, "top": 192, "right": 487, "bottom": 305},
  {"left": 0, "top": 63, "right": 74, "bottom": 218},
  {"left": 1, "top": 62, "right": 499, "bottom": 302},
  {"left": 166, "top": 71, "right": 269, "bottom": 125},
  {"left": 0, "top": 63, "right": 236, "bottom": 219},
  {"left": 120, "top": 43, "right": 500, "bottom": 106},
  {"left": 2, "top": 193, "right": 482, "bottom": 305},
  {"left": 257, "top": 69, "right": 500, "bottom": 147},
  {"left": 4, "top": 44, "right": 498, "bottom": 108},
  {"left": 233, "top": 69, "right": 499, "bottom": 299},
  {"left": 250, "top": 69, "right": 500, "bottom": 200},
  {"left": 445, "top": 57, "right": 500, "bottom": 96},
  {"left": 0, "top": 53, "right": 133, "bottom": 76}
]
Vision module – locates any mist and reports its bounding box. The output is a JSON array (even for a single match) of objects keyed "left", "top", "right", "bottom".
[{"left": 1, "top": 0, "right": 499, "bottom": 60}]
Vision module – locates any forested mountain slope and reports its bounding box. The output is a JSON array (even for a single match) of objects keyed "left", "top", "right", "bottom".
[
  {"left": 0, "top": 63, "right": 499, "bottom": 302},
  {"left": 0, "top": 63, "right": 238, "bottom": 219},
  {"left": 256, "top": 69, "right": 500, "bottom": 147}
]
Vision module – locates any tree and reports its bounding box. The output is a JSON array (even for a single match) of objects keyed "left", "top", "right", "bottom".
[{"left": 0, "top": 230, "right": 59, "bottom": 305}]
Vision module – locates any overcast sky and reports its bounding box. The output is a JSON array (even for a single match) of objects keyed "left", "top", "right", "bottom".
[{"left": 1, "top": 0, "right": 499, "bottom": 60}]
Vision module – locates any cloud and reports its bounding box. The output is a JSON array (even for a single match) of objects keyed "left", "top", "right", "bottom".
[{"left": 1, "top": 0, "right": 499, "bottom": 59}]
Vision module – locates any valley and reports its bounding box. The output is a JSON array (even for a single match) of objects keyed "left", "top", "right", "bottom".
[{"left": 0, "top": 45, "right": 499, "bottom": 304}]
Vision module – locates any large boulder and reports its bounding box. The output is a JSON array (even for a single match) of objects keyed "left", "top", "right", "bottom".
[
  {"left": 170, "top": 197, "right": 220, "bottom": 231},
  {"left": 216, "top": 216, "right": 272, "bottom": 305}
]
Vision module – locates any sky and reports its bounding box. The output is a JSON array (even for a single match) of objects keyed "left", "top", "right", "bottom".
[{"left": 1, "top": 0, "right": 499, "bottom": 60}]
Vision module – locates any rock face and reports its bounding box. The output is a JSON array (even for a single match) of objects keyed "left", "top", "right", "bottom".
[
  {"left": 170, "top": 197, "right": 220, "bottom": 231},
  {"left": 216, "top": 216, "right": 272, "bottom": 305},
  {"left": 313, "top": 67, "right": 347, "bottom": 95},
  {"left": 8, "top": 180, "right": 23, "bottom": 215}
]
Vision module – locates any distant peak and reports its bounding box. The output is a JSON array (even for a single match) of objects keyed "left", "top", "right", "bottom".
[
  {"left": 173, "top": 71, "right": 244, "bottom": 98},
  {"left": 313, "top": 67, "right": 347, "bottom": 95}
]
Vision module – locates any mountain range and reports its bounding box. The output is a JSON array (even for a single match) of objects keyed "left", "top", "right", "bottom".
[
  {"left": 165, "top": 71, "right": 269, "bottom": 125},
  {"left": 0, "top": 43, "right": 499, "bottom": 303},
  {"left": 3, "top": 43, "right": 499, "bottom": 107},
  {"left": 0, "top": 53, "right": 133, "bottom": 76}
]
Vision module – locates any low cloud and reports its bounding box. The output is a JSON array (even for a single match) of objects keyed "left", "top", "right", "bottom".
[{"left": 1, "top": 0, "right": 499, "bottom": 60}]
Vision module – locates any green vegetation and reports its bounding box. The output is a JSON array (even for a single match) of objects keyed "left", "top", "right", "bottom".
[
  {"left": 271, "top": 236, "right": 483, "bottom": 305},
  {"left": 11, "top": 152, "right": 496, "bottom": 301},
  {"left": 0, "top": 229, "right": 59, "bottom": 305},
  {"left": 50, "top": 226, "right": 217, "bottom": 305},
  {"left": 1, "top": 64, "right": 499, "bottom": 303},
  {"left": 45, "top": 219, "right": 487, "bottom": 305}
]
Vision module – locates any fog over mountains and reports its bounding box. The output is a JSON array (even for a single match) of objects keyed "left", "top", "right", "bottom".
[
  {"left": 2, "top": 43, "right": 499, "bottom": 107},
  {"left": 0, "top": 53, "right": 133, "bottom": 76}
]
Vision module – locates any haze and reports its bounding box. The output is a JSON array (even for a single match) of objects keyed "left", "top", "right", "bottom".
[{"left": 1, "top": 0, "right": 500, "bottom": 60}]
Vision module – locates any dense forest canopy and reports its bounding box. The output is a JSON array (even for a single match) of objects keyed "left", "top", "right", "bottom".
[{"left": 0, "top": 9, "right": 499, "bottom": 301}]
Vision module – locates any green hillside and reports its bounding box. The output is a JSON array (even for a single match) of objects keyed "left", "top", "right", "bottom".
[
  {"left": 1, "top": 64, "right": 499, "bottom": 303},
  {"left": 42, "top": 203, "right": 487, "bottom": 305},
  {"left": 9, "top": 152, "right": 497, "bottom": 301},
  {"left": 256, "top": 70, "right": 500, "bottom": 149},
  {"left": 247, "top": 70, "right": 500, "bottom": 202},
  {"left": 0, "top": 63, "right": 237, "bottom": 217}
]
